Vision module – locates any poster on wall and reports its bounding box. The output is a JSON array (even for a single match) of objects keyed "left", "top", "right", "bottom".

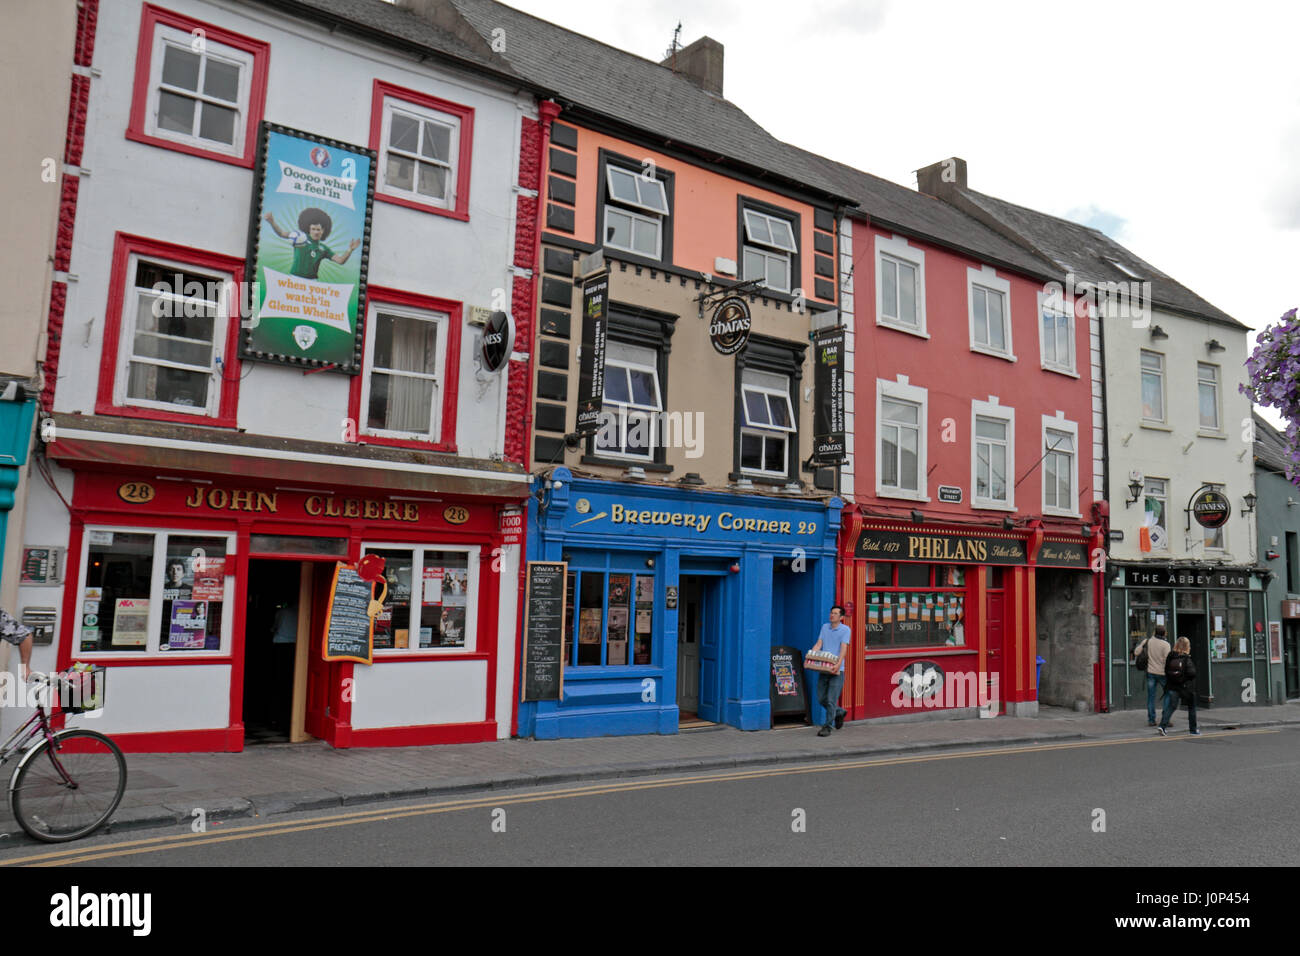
[
  {"left": 811, "top": 325, "right": 846, "bottom": 463},
  {"left": 575, "top": 272, "right": 608, "bottom": 435},
  {"left": 112, "top": 599, "right": 149, "bottom": 647},
  {"left": 242, "top": 123, "right": 377, "bottom": 373}
]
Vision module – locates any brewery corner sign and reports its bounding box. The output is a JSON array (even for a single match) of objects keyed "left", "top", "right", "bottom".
[{"left": 709, "top": 296, "right": 751, "bottom": 355}]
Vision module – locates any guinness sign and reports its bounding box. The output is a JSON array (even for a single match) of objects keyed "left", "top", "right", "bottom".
[
  {"left": 1191, "top": 490, "right": 1230, "bottom": 529},
  {"left": 709, "top": 296, "right": 751, "bottom": 355},
  {"left": 480, "top": 310, "right": 513, "bottom": 373}
]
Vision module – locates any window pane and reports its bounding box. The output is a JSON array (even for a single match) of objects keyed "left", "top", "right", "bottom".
[
  {"left": 417, "top": 162, "right": 448, "bottom": 199},
  {"left": 369, "top": 372, "right": 433, "bottom": 433},
  {"left": 1141, "top": 370, "right": 1163, "bottom": 420},
  {"left": 633, "top": 218, "right": 658, "bottom": 256},
  {"left": 629, "top": 368, "right": 658, "bottom": 408},
  {"left": 386, "top": 153, "right": 415, "bottom": 192},
  {"left": 157, "top": 91, "right": 196, "bottom": 134},
  {"left": 766, "top": 255, "right": 789, "bottom": 291},
  {"left": 390, "top": 112, "right": 420, "bottom": 152},
  {"left": 421, "top": 551, "right": 469, "bottom": 648},
  {"left": 202, "top": 58, "right": 241, "bottom": 103},
  {"left": 973, "top": 287, "right": 987, "bottom": 343},
  {"left": 604, "top": 366, "right": 631, "bottom": 404},
  {"left": 882, "top": 398, "right": 918, "bottom": 425},
  {"left": 160, "top": 536, "right": 226, "bottom": 652},
  {"left": 898, "top": 563, "right": 930, "bottom": 587},
  {"left": 198, "top": 103, "right": 237, "bottom": 145},
  {"left": 1141, "top": 351, "right": 1161, "bottom": 370},
  {"left": 745, "top": 210, "right": 772, "bottom": 245},
  {"left": 1057, "top": 314, "right": 1072, "bottom": 365},
  {"left": 881, "top": 426, "right": 899, "bottom": 485},
  {"left": 1199, "top": 383, "right": 1218, "bottom": 428},
  {"left": 977, "top": 444, "right": 990, "bottom": 497},
  {"left": 608, "top": 167, "right": 639, "bottom": 203},
  {"left": 975, "top": 417, "right": 1006, "bottom": 440},
  {"left": 1058, "top": 463, "right": 1071, "bottom": 507},
  {"left": 743, "top": 389, "right": 768, "bottom": 426},
  {"left": 127, "top": 362, "right": 210, "bottom": 408},
  {"left": 161, "top": 46, "right": 200, "bottom": 91},
  {"left": 1044, "top": 454, "right": 1058, "bottom": 507},
  {"left": 624, "top": 411, "right": 654, "bottom": 456},
  {"left": 867, "top": 563, "right": 894, "bottom": 585},
  {"left": 421, "top": 120, "right": 452, "bottom": 161},
  {"left": 607, "top": 575, "right": 631, "bottom": 665},
  {"left": 80, "top": 532, "right": 155, "bottom": 653},
  {"left": 900, "top": 427, "right": 918, "bottom": 489},
  {"left": 577, "top": 573, "right": 604, "bottom": 665},
  {"left": 366, "top": 548, "right": 413, "bottom": 650},
  {"left": 741, "top": 433, "right": 763, "bottom": 470},
  {"left": 898, "top": 263, "right": 916, "bottom": 325},
  {"left": 1047, "top": 430, "right": 1074, "bottom": 453},
  {"left": 990, "top": 444, "right": 1007, "bottom": 499},
  {"left": 1042, "top": 313, "right": 1057, "bottom": 363},
  {"left": 743, "top": 248, "right": 766, "bottom": 283},
  {"left": 633, "top": 575, "right": 653, "bottom": 664},
  {"left": 763, "top": 435, "right": 785, "bottom": 472},
  {"left": 767, "top": 392, "right": 791, "bottom": 429},
  {"left": 636, "top": 176, "right": 668, "bottom": 213},
  {"left": 768, "top": 218, "right": 796, "bottom": 252},
  {"left": 131, "top": 329, "right": 214, "bottom": 368},
  {"left": 881, "top": 259, "right": 898, "bottom": 318},
  {"left": 374, "top": 313, "right": 438, "bottom": 374},
  {"left": 987, "top": 292, "right": 1005, "bottom": 349}
]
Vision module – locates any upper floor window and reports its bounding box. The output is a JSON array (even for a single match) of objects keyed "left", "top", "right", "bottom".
[
  {"left": 877, "top": 378, "right": 927, "bottom": 499},
  {"left": 1141, "top": 349, "right": 1165, "bottom": 422},
  {"left": 1039, "top": 293, "right": 1075, "bottom": 374},
  {"left": 1198, "top": 362, "right": 1221, "bottom": 431},
  {"left": 967, "top": 267, "right": 1014, "bottom": 359},
  {"left": 875, "top": 235, "right": 926, "bottom": 334},
  {"left": 1143, "top": 478, "right": 1169, "bottom": 551},
  {"left": 603, "top": 164, "right": 668, "bottom": 259},
  {"left": 127, "top": 5, "right": 269, "bottom": 167},
  {"left": 595, "top": 341, "right": 662, "bottom": 461},
  {"left": 1042, "top": 415, "right": 1079, "bottom": 516},
  {"left": 371, "top": 81, "right": 475, "bottom": 219},
  {"left": 971, "top": 400, "right": 1014, "bottom": 509},
  {"left": 742, "top": 209, "right": 797, "bottom": 292},
  {"left": 739, "top": 369, "right": 795, "bottom": 477}
]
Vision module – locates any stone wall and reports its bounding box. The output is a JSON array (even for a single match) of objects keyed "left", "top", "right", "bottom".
[{"left": 1036, "top": 568, "right": 1096, "bottom": 709}]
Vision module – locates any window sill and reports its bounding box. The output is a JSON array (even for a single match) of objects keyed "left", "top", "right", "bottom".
[
  {"left": 375, "top": 192, "right": 469, "bottom": 222},
  {"left": 1197, "top": 429, "right": 1228, "bottom": 441},
  {"left": 877, "top": 319, "right": 929, "bottom": 339},
  {"left": 876, "top": 488, "right": 930, "bottom": 503},
  {"left": 372, "top": 650, "right": 486, "bottom": 661},
  {"left": 359, "top": 432, "right": 457, "bottom": 454},
  {"left": 971, "top": 500, "right": 1017, "bottom": 512},
  {"left": 1139, "top": 421, "right": 1173, "bottom": 432},
  {"left": 94, "top": 400, "right": 237, "bottom": 430},
  {"left": 970, "top": 345, "right": 1017, "bottom": 363},
  {"left": 864, "top": 647, "right": 976, "bottom": 659},
  {"left": 1043, "top": 507, "right": 1082, "bottom": 519},
  {"left": 1041, "top": 363, "right": 1079, "bottom": 378},
  {"left": 581, "top": 454, "right": 673, "bottom": 473},
  {"left": 125, "top": 127, "right": 254, "bottom": 169},
  {"left": 730, "top": 471, "right": 793, "bottom": 486}
]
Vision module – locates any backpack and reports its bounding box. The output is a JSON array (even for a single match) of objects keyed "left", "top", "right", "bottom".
[
  {"left": 1165, "top": 653, "right": 1186, "bottom": 683},
  {"left": 1134, "top": 639, "right": 1149, "bottom": 671}
]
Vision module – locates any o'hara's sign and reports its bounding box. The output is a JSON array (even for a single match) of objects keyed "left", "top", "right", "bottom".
[
  {"left": 1125, "top": 566, "right": 1251, "bottom": 590},
  {"left": 855, "top": 528, "right": 1027, "bottom": 564},
  {"left": 709, "top": 296, "right": 751, "bottom": 355},
  {"left": 566, "top": 497, "right": 819, "bottom": 538}
]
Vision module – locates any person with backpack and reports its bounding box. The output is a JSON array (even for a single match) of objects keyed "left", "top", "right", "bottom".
[
  {"left": 1158, "top": 636, "right": 1200, "bottom": 736},
  {"left": 1133, "top": 624, "right": 1171, "bottom": 726}
]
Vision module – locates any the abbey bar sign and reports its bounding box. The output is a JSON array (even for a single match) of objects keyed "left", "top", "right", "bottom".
[{"left": 1126, "top": 566, "right": 1251, "bottom": 590}]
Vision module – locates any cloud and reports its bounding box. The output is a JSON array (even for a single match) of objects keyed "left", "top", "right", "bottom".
[{"left": 1064, "top": 205, "right": 1128, "bottom": 238}]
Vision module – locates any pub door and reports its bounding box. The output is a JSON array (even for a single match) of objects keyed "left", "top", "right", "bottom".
[
  {"left": 304, "top": 561, "right": 341, "bottom": 744},
  {"left": 676, "top": 577, "right": 702, "bottom": 718},
  {"left": 1176, "top": 612, "right": 1210, "bottom": 706},
  {"left": 243, "top": 559, "right": 313, "bottom": 745},
  {"left": 1284, "top": 623, "right": 1298, "bottom": 699},
  {"left": 985, "top": 588, "right": 1006, "bottom": 715}
]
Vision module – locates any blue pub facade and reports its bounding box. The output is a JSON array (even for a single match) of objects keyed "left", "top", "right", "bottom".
[{"left": 519, "top": 468, "right": 842, "bottom": 738}]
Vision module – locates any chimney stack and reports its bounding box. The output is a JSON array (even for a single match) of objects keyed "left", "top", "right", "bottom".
[
  {"left": 916, "top": 157, "right": 967, "bottom": 198},
  {"left": 660, "top": 36, "right": 724, "bottom": 97},
  {"left": 396, "top": 0, "right": 499, "bottom": 60}
]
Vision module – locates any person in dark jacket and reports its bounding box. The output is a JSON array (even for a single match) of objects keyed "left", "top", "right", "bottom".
[{"left": 1158, "top": 637, "right": 1200, "bottom": 736}]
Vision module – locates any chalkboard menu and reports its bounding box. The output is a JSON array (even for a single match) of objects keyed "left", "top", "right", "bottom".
[
  {"left": 770, "top": 645, "right": 809, "bottom": 724},
  {"left": 522, "top": 561, "right": 567, "bottom": 701},
  {"left": 323, "top": 562, "right": 375, "bottom": 664}
]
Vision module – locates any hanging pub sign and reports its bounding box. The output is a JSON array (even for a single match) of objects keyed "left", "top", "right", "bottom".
[
  {"left": 1190, "top": 489, "right": 1231, "bottom": 529},
  {"left": 708, "top": 295, "right": 751, "bottom": 355},
  {"left": 812, "top": 326, "right": 846, "bottom": 463},
  {"left": 480, "top": 310, "right": 514, "bottom": 373},
  {"left": 855, "top": 527, "right": 1028, "bottom": 564},
  {"left": 575, "top": 273, "right": 608, "bottom": 435},
  {"left": 242, "top": 123, "right": 377, "bottom": 372}
]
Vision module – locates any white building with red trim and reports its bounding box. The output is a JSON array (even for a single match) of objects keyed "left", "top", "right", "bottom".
[{"left": 19, "top": 0, "right": 556, "bottom": 751}]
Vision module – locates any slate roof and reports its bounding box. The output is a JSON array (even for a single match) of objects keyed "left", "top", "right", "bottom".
[
  {"left": 1254, "top": 411, "right": 1291, "bottom": 474},
  {"left": 957, "top": 188, "right": 1245, "bottom": 329}
]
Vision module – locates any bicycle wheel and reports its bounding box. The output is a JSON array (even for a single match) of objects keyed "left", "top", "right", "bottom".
[{"left": 9, "top": 729, "right": 127, "bottom": 843}]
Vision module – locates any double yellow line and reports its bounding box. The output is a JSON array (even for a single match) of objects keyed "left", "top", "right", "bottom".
[{"left": 3, "top": 728, "right": 1274, "bottom": 866}]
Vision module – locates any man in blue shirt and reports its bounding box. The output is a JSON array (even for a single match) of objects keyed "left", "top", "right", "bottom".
[{"left": 810, "top": 605, "right": 851, "bottom": 737}]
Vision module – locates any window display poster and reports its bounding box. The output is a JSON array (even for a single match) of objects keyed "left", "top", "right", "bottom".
[
  {"left": 167, "top": 600, "right": 208, "bottom": 650},
  {"left": 443, "top": 569, "right": 468, "bottom": 602},
  {"left": 579, "top": 609, "right": 602, "bottom": 644},
  {"left": 423, "top": 566, "right": 444, "bottom": 605},
  {"left": 636, "top": 576, "right": 654, "bottom": 603},
  {"left": 635, "top": 608, "right": 652, "bottom": 634},
  {"left": 1212, "top": 636, "right": 1228, "bottom": 659},
  {"left": 112, "top": 599, "right": 149, "bottom": 646},
  {"left": 438, "top": 606, "right": 466, "bottom": 646},
  {"left": 1270, "top": 622, "right": 1283, "bottom": 663},
  {"left": 192, "top": 558, "right": 226, "bottom": 600}
]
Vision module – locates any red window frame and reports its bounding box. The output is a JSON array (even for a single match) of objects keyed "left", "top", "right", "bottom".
[
  {"left": 368, "top": 79, "right": 474, "bottom": 221},
  {"left": 348, "top": 286, "right": 463, "bottom": 452},
  {"left": 95, "top": 232, "right": 244, "bottom": 428},
  {"left": 125, "top": 4, "right": 270, "bottom": 168}
]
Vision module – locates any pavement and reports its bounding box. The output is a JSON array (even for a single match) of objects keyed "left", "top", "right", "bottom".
[{"left": 5, "top": 701, "right": 1299, "bottom": 841}]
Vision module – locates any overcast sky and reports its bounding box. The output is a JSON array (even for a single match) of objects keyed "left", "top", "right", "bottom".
[{"left": 464, "top": 0, "right": 1298, "bottom": 412}]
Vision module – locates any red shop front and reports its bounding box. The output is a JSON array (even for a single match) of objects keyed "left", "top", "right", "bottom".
[
  {"left": 837, "top": 511, "right": 1097, "bottom": 720},
  {"left": 49, "top": 464, "right": 522, "bottom": 752}
]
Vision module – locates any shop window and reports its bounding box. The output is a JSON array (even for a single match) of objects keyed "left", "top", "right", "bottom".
[
  {"left": 739, "top": 368, "right": 795, "bottom": 477},
  {"left": 568, "top": 569, "right": 654, "bottom": 667},
  {"left": 363, "top": 545, "right": 477, "bottom": 652},
  {"left": 595, "top": 341, "right": 662, "bottom": 461},
  {"left": 602, "top": 161, "right": 669, "bottom": 260},
  {"left": 1222, "top": 592, "right": 1250, "bottom": 660},
  {"left": 866, "top": 563, "right": 893, "bottom": 585},
  {"left": 1197, "top": 362, "right": 1221, "bottom": 431},
  {"left": 876, "top": 377, "right": 927, "bottom": 499},
  {"left": 126, "top": 5, "right": 269, "bottom": 167},
  {"left": 77, "top": 528, "right": 233, "bottom": 655},
  {"left": 967, "top": 267, "right": 1014, "bottom": 360},
  {"left": 864, "top": 564, "right": 968, "bottom": 649},
  {"left": 1140, "top": 350, "right": 1166, "bottom": 423},
  {"left": 1128, "top": 590, "right": 1171, "bottom": 657},
  {"left": 741, "top": 208, "right": 797, "bottom": 293},
  {"left": 875, "top": 234, "right": 926, "bottom": 335},
  {"left": 370, "top": 80, "right": 474, "bottom": 219},
  {"left": 96, "top": 235, "right": 244, "bottom": 426}
]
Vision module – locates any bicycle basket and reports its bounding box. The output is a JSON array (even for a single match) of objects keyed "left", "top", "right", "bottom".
[{"left": 56, "top": 665, "right": 105, "bottom": 714}]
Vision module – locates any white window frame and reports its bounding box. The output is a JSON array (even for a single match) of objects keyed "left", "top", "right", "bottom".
[
  {"left": 1140, "top": 349, "right": 1166, "bottom": 424},
  {"left": 970, "top": 399, "right": 1015, "bottom": 511},
  {"left": 742, "top": 209, "right": 797, "bottom": 293},
  {"left": 359, "top": 301, "right": 450, "bottom": 442},
  {"left": 1143, "top": 477, "right": 1169, "bottom": 552},
  {"left": 144, "top": 25, "right": 253, "bottom": 157},
  {"left": 603, "top": 165, "right": 667, "bottom": 260},
  {"left": 363, "top": 542, "right": 481, "bottom": 655},
  {"left": 967, "top": 266, "right": 1015, "bottom": 361},
  {"left": 74, "top": 527, "right": 237, "bottom": 659},
  {"left": 379, "top": 98, "right": 462, "bottom": 209},
  {"left": 595, "top": 340, "right": 662, "bottom": 462},
  {"left": 739, "top": 368, "right": 796, "bottom": 478},
  {"left": 1197, "top": 362, "right": 1222, "bottom": 433},
  {"left": 875, "top": 234, "right": 927, "bottom": 337},
  {"left": 113, "top": 252, "right": 232, "bottom": 418},
  {"left": 1037, "top": 289, "right": 1076, "bottom": 375},
  {"left": 1041, "top": 412, "right": 1080, "bottom": 518},
  {"left": 876, "top": 377, "right": 929, "bottom": 501}
]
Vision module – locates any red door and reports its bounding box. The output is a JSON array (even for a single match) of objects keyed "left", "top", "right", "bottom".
[{"left": 985, "top": 591, "right": 1005, "bottom": 715}]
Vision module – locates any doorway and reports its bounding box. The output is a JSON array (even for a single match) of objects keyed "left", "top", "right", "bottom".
[
  {"left": 1286, "top": 622, "right": 1299, "bottom": 699},
  {"left": 677, "top": 577, "right": 703, "bottom": 718},
  {"left": 985, "top": 582, "right": 1005, "bottom": 715},
  {"left": 1176, "top": 611, "right": 1209, "bottom": 705},
  {"left": 244, "top": 559, "right": 310, "bottom": 744}
]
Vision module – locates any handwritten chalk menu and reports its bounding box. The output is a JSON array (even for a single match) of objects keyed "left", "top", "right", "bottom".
[
  {"left": 521, "top": 561, "right": 567, "bottom": 701},
  {"left": 323, "top": 562, "right": 375, "bottom": 664},
  {"left": 770, "top": 645, "right": 809, "bottom": 723}
]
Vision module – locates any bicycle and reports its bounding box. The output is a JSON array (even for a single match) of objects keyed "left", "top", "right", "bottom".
[{"left": 2, "top": 668, "right": 126, "bottom": 842}]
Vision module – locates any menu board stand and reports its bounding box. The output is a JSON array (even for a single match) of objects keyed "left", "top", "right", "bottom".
[
  {"left": 323, "top": 562, "right": 376, "bottom": 664},
  {"left": 522, "top": 561, "right": 567, "bottom": 701},
  {"left": 770, "top": 645, "right": 810, "bottom": 726}
]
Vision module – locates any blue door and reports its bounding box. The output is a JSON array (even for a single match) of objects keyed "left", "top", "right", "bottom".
[{"left": 696, "top": 577, "right": 722, "bottom": 722}]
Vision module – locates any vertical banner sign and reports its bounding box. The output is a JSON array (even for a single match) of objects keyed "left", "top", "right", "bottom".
[
  {"left": 812, "top": 326, "right": 847, "bottom": 463},
  {"left": 243, "top": 123, "right": 377, "bottom": 372},
  {"left": 521, "top": 561, "right": 567, "bottom": 701},
  {"left": 575, "top": 273, "right": 608, "bottom": 435}
]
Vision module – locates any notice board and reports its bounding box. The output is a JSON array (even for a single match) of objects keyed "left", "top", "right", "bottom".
[
  {"left": 521, "top": 561, "right": 567, "bottom": 701},
  {"left": 770, "top": 645, "right": 809, "bottom": 724},
  {"left": 323, "top": 562, "right": 375, "bottom": 664}
]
